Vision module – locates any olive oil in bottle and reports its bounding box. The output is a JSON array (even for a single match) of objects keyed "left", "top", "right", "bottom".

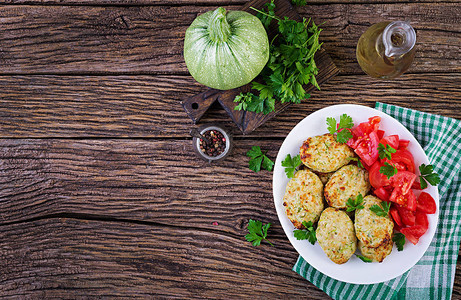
[{"left": 356, "top": 21, "right": 416, "bottom": 79}]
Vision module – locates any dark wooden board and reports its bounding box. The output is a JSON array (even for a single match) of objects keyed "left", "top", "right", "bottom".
[
  {"left": 0, "top": 218, "right": 329, "bottom": 298},
  {"left": 0, "top": 4, "right": 459, "bottom": 75},
  {"left": 0, "top": 74, "right": 458, "bottom": 138}
]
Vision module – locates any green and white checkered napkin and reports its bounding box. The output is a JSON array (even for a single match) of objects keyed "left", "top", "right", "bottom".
[{"left": 293, "top": 102, "right": 461, "bottom": 300}]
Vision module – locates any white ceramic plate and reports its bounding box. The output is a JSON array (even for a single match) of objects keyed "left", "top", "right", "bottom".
[{"left": 273, "top": 104, "right": 439, "bottom": 284}]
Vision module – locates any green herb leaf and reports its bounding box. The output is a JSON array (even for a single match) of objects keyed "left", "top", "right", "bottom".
[
  {"left": 336, "top": 129, "right": 353, "bottom": 144},
  {"left": 393, "top": 232, "right": 405, "bottom": 251},
  {"left": 247, "top": 146, "right": 274, "bottom": 172},
  {"left": 281, "top": 154, "right": 302, "bottom": 178},
  {"left": 356, "top": 255, "right": 372, "bottom": 263},
  {"left": 380, "top": 162, "right": 398, "bottom": 179},
  {"left": 325, "top": 114, "right": 354, "bottom": 143},
  {"left": 370, "top": 201, "right": 391, "bottom": 217},
  {"left": 378, "top": 143, "right": 397, "bottom": 160},
  {"left": 346, "top": 193, "right": 364, "bottom": 212},
  {"left": 234, "top": 92, "right": 275, "bottom": 115},
  {"left": 245, "top": 219, "right": 274, "bottom": 246},
  {"left": 419, "top": 164, "right": 441, "bottom": 189},
  {"left": 326, "top": 117, "right": 337, "bottom": 135},
  {"left": 338, "top": 114, "right": 354, "bottom": 130},
  {"left": 293, "top": 221, "right": 316, "bottom": 245}
]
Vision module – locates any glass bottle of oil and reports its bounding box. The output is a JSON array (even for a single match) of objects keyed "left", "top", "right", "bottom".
[{"left": 356, "top": 21, "right": 416, "bottom": 79}]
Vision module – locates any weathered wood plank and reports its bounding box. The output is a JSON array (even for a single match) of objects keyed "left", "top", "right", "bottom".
[
  {"left": 1, "top": 218, "right": 460, "bottom": 298},
  {"left": 1, "top": 0, "right": 458, "bottom": 5},
  {"left": 0, "top": 74, "right": 459, "bottom": 138},
  {"left": 0, "top": 218, "right": 329, "bottom": 298},
  {"left": 0, "top": 139, "right": 281, "bottom": 229},
  {"left": 0, "top": 4, "right": 459, "bottom": 74}
]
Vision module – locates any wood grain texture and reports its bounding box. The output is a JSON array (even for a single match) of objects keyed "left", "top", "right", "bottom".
[
  {"left": 1, "top": 0, "right": 458, "bottom": 5},
  {"left": 0, "top": 4, "right": 459, "bottom": 74},
  {"left": 0, "top": 74, "right": 459, "bottom": 138},
  {"left": 0, "top": 139, "right": 281, "bottom": 228},
  {"left": 0, "top": 218, "right": 329, "bottom": 298}
]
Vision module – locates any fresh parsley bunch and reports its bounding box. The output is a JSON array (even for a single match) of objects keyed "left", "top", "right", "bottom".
[
  {"left": 234, "top": 0, "right": 323, "bottom": 114},
  {"left": 346, "top": 193, "right": 364, "bottom": 212}
]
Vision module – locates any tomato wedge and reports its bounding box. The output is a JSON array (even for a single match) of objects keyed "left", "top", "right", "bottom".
[
  {"left": 347, "top": 117, "right": 381, "bottom": 150},
  {"left": 374, "top": 186, "right": 390, "bottom": 201},
  {"left": 390, "top": 149, "right": 416, "bottom": 173},
  {"left": 377, "top": 130, "right": 385, "bottom": 140},
  {"left": 415, "top": 210, "right": 429, "bottom": 230},
  {"left": 390, "top": 188, "right": 416, "bottom": 211},
  {"left": 390, "top": 171, "right": 417, "bottom": 196},
  {"left": 355, "top": 131, "right": 379, "bottom": 166},
  {"left": 379, "top": 135, "right": 399, "bottom": 150},
  {"left": 400, "top": 228, "right": 419, "bottom": 245},
  {"left": 399, "top": 139, "right": 410, "bottom": 150},
  {"left": 416, "top": 192, "right": 437, "bottom": 214},
  {"left": 390, "top": 207, "right": 403, "bottom": 227},
  {"left": 369, "top": 161, "right": 390, "bottom": 188},
  {"left": 411, "top": 180, "right": 422, "bottom": 190},
  {"left": 395, "top": 204, "right": 416, "bottom": 226}
]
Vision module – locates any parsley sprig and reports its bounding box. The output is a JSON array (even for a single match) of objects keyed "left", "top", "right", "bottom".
[
  {"left": 380, "top": 162, "right": 398, "bottom": 179},
  {"left": 356, "top": 255, "right": 372, "bottom": 263},
  {"left": 393, "top": 232, "right": 405, "bottom": 251},
  {"left": 370, "top": 201, "right": 391, "bottom": 217},
  {"left": 326, "top": 114, "right": 354, "bottom": 143},
  {"left": 282, "top": 154, "right": 302, "bottom": 178},
  {"left": 378, "top": 143, "right": 397, "bottom": 160},
  {"left": 245, "top": 219, "right": 274, "bottom": 246},
  {"left": 346, "top": 193, "right": 364, "bottom": 212},
  {"left": 293, "top": 221, "right": 317, "bottom": 244},
  {"left": 247, "top": 146, "right": 274, "bottom": 172},
  {"left": 234, "top": 92, "right": 275, "bottom": 115},
  {"left": 419, "top": 164, "right": 441, "bottom": 189},
  {"left": 234, "top": 1, "right": 323, "bottom": 114}
]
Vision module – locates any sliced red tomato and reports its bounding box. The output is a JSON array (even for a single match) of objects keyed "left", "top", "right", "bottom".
[
  {"left": 399, "top": 139, "right": 410, "bottom": 150},
  {"left": 347, "top": 117, "right": 381, "bottom": 149},
  {"left": 395, "top": 204, "right": 416, "bottom": 226},
  {"left": 390, "top": 188, "right": 416, "bottom": 211},
  {"left": 400, "top": 228, "right": 420, "bottom": 245},
  {"left": 390, "top": 149, "right": 416, "bottom": 173},
  {"left": 358, "top": 116, "right": 381, "bottom": 134},
  {"left": 411, "top": 180, "right": 422, "bottom": 190},
  {"left": 374, "top": 186, "right": 390, "bottom": 201},
  {"left": 355, "top": 131, "right": 380, "bottom": 166},
  {"left": 415, "top": 210, "right": 429, "bottom": 230},
  {"left": 379, "top": 135, "right": 399, "bottom": 150},
  {"left": 390, "top": 207, "right": 403, "bottom": 227},
  {"left": 369, "top": 161, "right": 390, "bottom": 188},
  {"left": 377, "top": 130, "right": 385, "bottom": 140},
  {"left": 390, "top": 171, "right": 417, "bottom": 196},
  {"left": 416, "top": 192, "right": 437, "bottom": 214}
]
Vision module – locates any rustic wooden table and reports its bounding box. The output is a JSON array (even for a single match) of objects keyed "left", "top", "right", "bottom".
[{"left": 0, "top": 0, "right": 460, "bottom": 298}]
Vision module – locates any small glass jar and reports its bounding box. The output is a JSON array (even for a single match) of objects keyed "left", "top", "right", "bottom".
[{"left": 192, "top": 124, "right": 233, "bottom": 163}]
